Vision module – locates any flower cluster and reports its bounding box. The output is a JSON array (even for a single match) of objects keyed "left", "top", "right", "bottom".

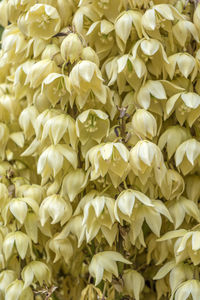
[{"left": 0, "top": 0, "right": 200, "bottom": 299}]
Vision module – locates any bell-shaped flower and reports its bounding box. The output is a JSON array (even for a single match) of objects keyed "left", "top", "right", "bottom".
[
  {"left": 61, "top": 33, "right": 83, "bottom": 63},
  {"left": 2, "top": 197, "right": 39, "bottom": 225},
  {"left": 160, "top": 169, "right": 185, "bottom": 200},
  {"left": 165, "top": 92, "right": 200, "bottom": 127},
  {"left": 21, "top": 261, "right": 51, "bottom": 288},
  {"left": 61, "top": 169, "right": 86, "bottom": 202},
  {"left": 170, "top": 279, "right": 200, "bottom": 300},
  {"left": 19, "top": 106, "right": 38, "bottom": 140},
  {"left": 72, "top": 4, "right": 99, "bottom": 36},
  {"left": 56, "top": 215, "right": 86, "bottom": 247},
  {"left": 167, "top": 196, "right": 200, "bottom": 229},
  {"left": 158, "top": 229, "right": 200, "bottom": 265},
  {"left": 164, "top": 53, "right": 197, "bottom": 81},
  {"left": 86, "top": 20, "right": 115, "bottom": 61},
  {"left": 5, "top": 279, "right": 33, "bottom": 300},
  {"left": 76, "top": 109, "right": 110, "bottom": 145},
  {"left": 114, "top": 189, "right": 153, "bottom": 223},
  {"left": 1, "top": 25, "right": 29, "bottom": 61},
  {"left": 132, "top": 38, "right": 169, "bottom": 77},
  {"left": 46, "top": 236, "right": 73, "bottom": 264},
  {"left": 105, "top": 55, "right": 147, "bottom": 94},
  {"left": 172, "top": 20, "right": 199, "bottom": 48},
  {"left": 37, "top": 144, "right": 77, "bottom": 183},
  {"left": 41, "top": 73, "right": 70, "bottom": 107},
  {"left": 115, "top": 10, "right": 142, "bottom": 53},
  {"left": 3, "top": 231, "right": 34, "bottom": 260},
  {"left": 130, "top": 140, "right": 167, "bottom": 186},
  {"left": 115, "top": 189, "right": 172, "bottom": 239},
  {"left": 34, "top": 109, "right": 61, "bottom": 139},
  {"left": 25, "top": 59, "right": 59, "bottom": 89},
  {"left": 0, "top": 270, "right": 17, "bottom": 298},
  {"left": 132, "top": 109, "right": 157, "bottom": 140},
  {"left": 69, "top": 60, "right": 107, "bottom": 109},
  {"left": 85, "top": 142, "right": 129, "bottom": 187},
  {"left": 175, "top": 139, "right": 200, "bottom": 175},
  {"left": 89, "top": 251, "right": 131, "bottom": 285},
  {"left": 74, "top": 192, "right": 116, "bottom": 245},
  {"left": 158, "top": 126, "right": 191, "bottom": 159},
  {"left": 122, "top": 269, "right": 145, "bottom": 300},
  {"left": 17, "top": 4, "right": 61, "bottom": 40},
  {"left": 41, "top": 113, "right": 77, "bottom": 148},
  {"left": 142, "top": 4, "right": 183, "bottom": 39},
  {"left": 39, "top": 194, "right": 72, "bottom": 226}
]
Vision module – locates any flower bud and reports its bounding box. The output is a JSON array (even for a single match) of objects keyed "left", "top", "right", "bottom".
[
  {"left": 41, "top": 44, "right": 63, "bottom": 65},
  {"left": 132, "top": 109, "right": 157, "bottom": 139},
  {"left": 122, "top": 269, "right": 145, "bottom": 300},
  {"left": 61, "top": 33, "right": 83, "bottom": 63}
]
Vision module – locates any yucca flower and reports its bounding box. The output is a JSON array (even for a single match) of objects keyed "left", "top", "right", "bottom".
[
  {"left": 74, "top": 193, "right": 116, "bottom": 244},
  {"left": 89, "top": 251, "right": 131, "bottom": 285},
  {"left": 165, "top": 92, "right": 200, "bottom": 127},
  {"left": 41, "top": 73, "right": 70, "bottom": 107},
  {"left": 86, "top": 19, "right": 115, "bottom": 60},
  {"left": 5, "top": 279, "right": 33, "bottom": 300},
  {"left": 69, "top": 60, "right": 107, "bottom": 109},
  {"left": 76, "top": 109, "right": 110, "bottom": 145},
  {"left": 130, "top": 140, "right": 166, "bottom": 186},
  {"left": 122, "top": 269, "right": 145, "bottom": 300},
  {"left": 175, "top": 139, "right": 200, "bottom": 175},
  {"left": 39, "top": 194, "right": 72, "bottom": 226},
  {"left": 85, "top": 142, "right": 129, "bottom": 187},
  {"left": 46, "top": 236, "right": 73, "bottom": 264},
  {"left": 41, "top": 113, "right": 77, "bottom": 148},
  {"left": 17, "top": 4, "right": 61, "bottom": 40},
  {"left": 132, "top": 109, "right": 157, "bottom": 140},
  {"left": 37, "top": 144, "right": 77, "bottom": 183}
]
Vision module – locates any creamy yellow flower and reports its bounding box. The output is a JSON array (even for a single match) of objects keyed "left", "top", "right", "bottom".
[
  {"left": 25, "top": 59, "right": 59, "bottom": 89},
  {"left": 158, "top": 126, "right": 191, "bottom": 159},
  {"left": 160, "top": 169, "right": 185, "bottom": 200},
  {"left": 167, "top": 196, "right": 200, "bottom": 229},
  {"left": 132, "top": 109, "right": 157, "bottom": 139},
  {"left": 61, "top": 169, "right": 86, "bottom": 202},
  {"left": 165, "top": 92, "right": 200, "bottom": 127},
  {"left": 0, "top": 270, "right": 17, "bottom": 297},
  {"left": 85, "top": 142, "right": 130, "bottom": 187},
  {"left": 115, "top": 10, "right": 142, "bottom": 53},
  {"left": 89, "top": 251, "right": 131, "bottom": 285},
  {"left": 2, "top": 197, "right": 39, "bottom": 225},
  {"left": 3, "top": 231, "right": 34, "bottom": 260},
  {"left": 86, "top": 19, "right": 115, "bottom": 60},
  {"left": 130, "top": 140, "right": 166, "bottom": 186},
  {"left": 0, "top": 123, "right": 9, "bottom": 160},
  {"left": 61, "top": 33, "right": 83, "bottom": 63},
  {"left": 46, "top": 236, "right": 73, "bottom": 264},
  {"left": 175, "top": 139, "right": 200, "bottom": 175},
  {"left": 76, "top": 109, "right": 110, "bottom": 145},
  {"left": 41, "top": 113, "right": 77, "bottom": 148},
  {"left": 5, "top": 279, "right": 33, "bottom": 300},
  {"left": 69, "top": 60, "right": 107, "bottom": 109},
  {"left": 18, "top": 4, "right": 61, "bottom": 40},
  {"left": 164, "top": 53, "right": 197, "bottom": 80},
  {"left": 21, "top": 261, "right": 51, "bottom": 288},
  {"left": 19, "top": 106, "right": 38, "bottom": 139},
  {"left": 74, "top": 192, "right": 116, "bottom": 244},
  {"left": 39, "top": 194, "right": 72, "bottom": 226},
  {"left": 173, "top": 20, "right": 199, "bottom": 48},
  {"left": 123, "top": 269, "right": 145, "bottom": 300}
]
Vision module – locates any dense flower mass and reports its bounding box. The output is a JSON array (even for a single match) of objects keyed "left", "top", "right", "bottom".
[{"left": 1, "top": 0, "right": 200, "bottom": 299}]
